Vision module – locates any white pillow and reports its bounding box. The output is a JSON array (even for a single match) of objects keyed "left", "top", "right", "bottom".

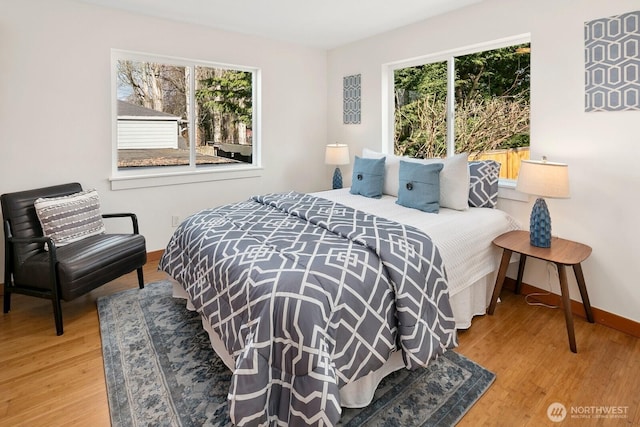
[
  {"left": 362, "top": 149, "right": 470, "bottom": 211},
  {"left": 34, "top": 189, "right": 106, "bottom": 247},
  {"left": 362, "top": 148, "right": 400, "bottom": 197}
]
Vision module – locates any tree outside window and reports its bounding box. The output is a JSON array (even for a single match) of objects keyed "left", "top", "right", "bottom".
[{"left": 394, "top": 43, "right": 530, "bottom": 179}]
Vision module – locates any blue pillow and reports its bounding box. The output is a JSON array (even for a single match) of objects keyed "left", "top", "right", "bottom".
[
  {"left": 396, "top": 160, "right": 443, "bottom": 213},
  {"left": 350, "top": 156, "right": 385, "bottom": 198}
]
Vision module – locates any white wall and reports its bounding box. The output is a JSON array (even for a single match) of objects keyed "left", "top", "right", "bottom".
[
  {"left": 327, "top": 0, "right": 640, "bottom": 323},
  {"left": 0, "top": 1, "right": 329, "bottom": 266}
]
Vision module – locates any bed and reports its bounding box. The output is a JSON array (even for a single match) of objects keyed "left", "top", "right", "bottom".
[{"left": 159, "top": 153, "right": 520, "bottom": 426}]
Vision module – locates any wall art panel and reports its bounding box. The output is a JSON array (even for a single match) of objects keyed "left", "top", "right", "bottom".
[
  {"left": 585, "top": 10, "right": 640, "bottom": 112},
  {"left": 343, "top": 74, "right": 361, "bottom": 124}
]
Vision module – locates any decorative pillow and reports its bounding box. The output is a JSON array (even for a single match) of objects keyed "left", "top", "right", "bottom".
[
  {"left": 362, "top": 148, "right": 400, "bottom": 197},
  {"left": 468, "top": 160, "right": 501, "bottom": 208},
  {"left": 396, "top": 160, "right": 443, "bottom": 213},
  {"left": 408, "top": 152, "right": 470, "bottom": 211},
  {"left": 349, "top": 156, "right": 385, "bottom": 198},
  {"left": 34, "top": 189, "right": 106, "bottom": 247},
  {"left": 362, "top": 149, "right": 470, "bottom": 210}
]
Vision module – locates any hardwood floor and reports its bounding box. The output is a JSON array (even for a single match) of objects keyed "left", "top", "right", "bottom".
[{"left": 1, "top": 261, "right": 638, "bottom": 426}]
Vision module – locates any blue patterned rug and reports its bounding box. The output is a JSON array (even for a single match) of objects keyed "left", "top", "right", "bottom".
[{"left": 98, "top": 281, "right": 494, "bottom": 426}]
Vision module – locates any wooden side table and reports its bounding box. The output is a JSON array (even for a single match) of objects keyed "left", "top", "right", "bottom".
[{"left": 488, "top": 230, "right": 594, "bottom": 353}]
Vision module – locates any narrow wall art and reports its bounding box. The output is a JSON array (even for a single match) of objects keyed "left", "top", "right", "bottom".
[
  {"left": 343, "top": 74, "right": 361, "bottom": 124},
  {"left": 585, "top": 10, "right": 640, "bottom": 112}
]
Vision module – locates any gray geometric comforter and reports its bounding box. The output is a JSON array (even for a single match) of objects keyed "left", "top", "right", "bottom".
[{"left": 159, "top": 192, "right": 457, "bottom": 426}]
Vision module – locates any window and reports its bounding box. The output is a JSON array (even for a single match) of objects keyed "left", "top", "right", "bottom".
[
  {"left": 389, "top": 37, "right": 530, "bottom": 181},
  {"left": 111, "top": 50, "right": 260, "bottom": 187}
]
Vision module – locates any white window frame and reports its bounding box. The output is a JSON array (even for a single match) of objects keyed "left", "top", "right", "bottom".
[
  {"left": 110, "top": 49, "right": 262, "bottom": 190},
  {"left": 381, "top": 33, "right": 531, "bottom": 189}
]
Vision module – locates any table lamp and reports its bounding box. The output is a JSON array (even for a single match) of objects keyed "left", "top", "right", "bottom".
[
  {"left": 516, "top": 157, "right": 570, "bottom": 248},
  {"left": 325, "top": 143, "right": 350, "bottom": 189}
]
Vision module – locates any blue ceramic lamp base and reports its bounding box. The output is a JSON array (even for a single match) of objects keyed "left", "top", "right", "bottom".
[
  {"left": 530, "top": 197, "right": 552, "bottom": 248},
  {"left": 332, "top": 167, "right": 343, "bottom": 189}
]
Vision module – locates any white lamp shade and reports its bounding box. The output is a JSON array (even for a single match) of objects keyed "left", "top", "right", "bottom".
[
  {"left": 516, "top": 159, "right": 570, "bottom": 198},
  {"left": 325, "top": 144, "right": 350, "bottom": 165}
]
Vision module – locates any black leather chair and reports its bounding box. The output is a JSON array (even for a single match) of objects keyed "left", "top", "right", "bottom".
[{"left": 2, "top": 183, "right": 147, "bottom": 335}]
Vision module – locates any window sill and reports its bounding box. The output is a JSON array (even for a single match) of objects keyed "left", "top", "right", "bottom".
[
  {"left": 497, "top": 178, "right": 529, "bottom": 202},
  {"left": 109, "top": 165, "right": 263, "bottom": 190}
]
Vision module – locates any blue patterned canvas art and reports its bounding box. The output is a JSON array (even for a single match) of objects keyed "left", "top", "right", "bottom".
[
  {"left": 585, "top": 10, "right": 640, "bottom": 112},
  {"left": 343, "top": 74, "right": 361, "bottom": 123}
]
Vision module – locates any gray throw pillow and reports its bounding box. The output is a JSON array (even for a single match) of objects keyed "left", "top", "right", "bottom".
[
  {"left": 34, "top": 189, "right": 106, "bottom": 247},
  {"left": 468, "top": 160, "right": 501, "bottom": 208}
]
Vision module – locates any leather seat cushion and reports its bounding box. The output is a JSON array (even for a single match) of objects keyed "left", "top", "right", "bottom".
[{"left": 14, "top": 233, "right": 147, "bottom": 301}]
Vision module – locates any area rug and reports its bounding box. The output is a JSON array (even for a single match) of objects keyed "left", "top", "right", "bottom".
[{"left": 98, "top": 281, "right": 495, "bottom": 426}]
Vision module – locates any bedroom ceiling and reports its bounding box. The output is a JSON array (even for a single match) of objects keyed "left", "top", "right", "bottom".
[{"left": 75, "top": 0, "right": 482, "bottom": 49}]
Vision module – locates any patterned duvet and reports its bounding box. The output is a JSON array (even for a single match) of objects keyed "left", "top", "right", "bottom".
[{"left": 159, "top": 192, "right": 457, "bottom": 426}]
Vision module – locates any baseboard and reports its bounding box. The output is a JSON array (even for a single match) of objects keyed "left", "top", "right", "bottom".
[
  {"left": 503, "top": 277, "right": 640, "bottom": 339},
  {"left": 146, "top": 249, "right": 164, "bottom": 263}
]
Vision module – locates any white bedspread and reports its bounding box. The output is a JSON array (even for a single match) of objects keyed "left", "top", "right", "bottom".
[{"left": 313, "top": 189, "right": 520, "bottom": 296}]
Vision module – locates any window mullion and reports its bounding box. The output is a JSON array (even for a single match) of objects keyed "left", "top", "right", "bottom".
[
  {"left": 446, "top": 56, "right": 455, "bottom": 157},
  {"left": 188, "top": 65, "right": 196, "bottom": 168}
]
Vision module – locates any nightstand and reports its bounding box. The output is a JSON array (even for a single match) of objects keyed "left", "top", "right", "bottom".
[{"left": 487, "top": 230, "right": 594, "bottom": 353}]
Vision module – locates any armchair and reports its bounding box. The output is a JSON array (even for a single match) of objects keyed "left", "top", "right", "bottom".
[{"left": 2, "top": 182, "right": 147, "bottom": 335}]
